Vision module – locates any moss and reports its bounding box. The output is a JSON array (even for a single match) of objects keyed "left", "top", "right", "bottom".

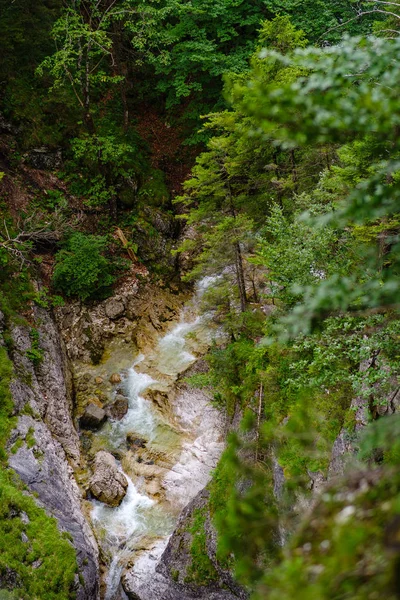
[
  {"left": 185, "top": 507, "right": 219, "bottom": 586},
  {"left": 138, "top": 169, "right": 170, "bottom": 207},
  {"left": 0, "top": 469, "right": 78, "bottom": 600},
  {"left": 21, "top": 404, "right": 39, "bottom": 419},
  {"left": 25, "top": 427, "right": 36, "bottom": 449},
  {"left": 171, "top": 568, "right": 180, "bottom": 582},
  {"left": 208, "top": 451, "right": 237, "bottom": 572},
  {"left": 10, "top": 438, "right": 23, "bottom": 455},
  {"left": 26, "top": 328, "right": 44, "bottom": 366}
]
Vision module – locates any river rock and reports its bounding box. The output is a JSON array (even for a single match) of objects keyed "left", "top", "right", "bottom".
[
  {"left": 79, "top": 403, "right": 107, "bottom": 430},
  {"left": 90, "top": 451, "right": 128, "bottom": 507},
  {"left": 105, "top": 298, "right": 125, "bottom": 320},
  {"left": 110, "top": 373, "right": 122, "bottom": 384},
  {"left": 108, "top": 395, "right": 129, "bottom": 420},
  {"left": 127, "top": 434, "right": 147, "bottom": 449}
]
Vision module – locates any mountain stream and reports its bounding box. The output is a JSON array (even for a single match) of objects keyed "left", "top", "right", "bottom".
[{"left": 88, "top": 278, "right": 226, "bottom": 599}]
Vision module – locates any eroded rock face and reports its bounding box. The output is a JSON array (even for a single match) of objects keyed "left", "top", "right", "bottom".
[
  {"left": 8, "top": 306, "right": 100, "bottom": 600},
  {"left": 54, "top": 280, "right": 184, "bottom": 363},
  {"left": 26, "top": 146, "right": 62, "bottom": 170},
  {"left": 11, "top": 306, "right": 81, "bottom": 465},
  {"left": 329, "top": 355, "right": 400, "bottom": 478},
  {"left": 122, "top": 491, "right": 247, "bottom": 600},
  {"left": 90, "top": 451, "right": 128, "bottom": 507}
]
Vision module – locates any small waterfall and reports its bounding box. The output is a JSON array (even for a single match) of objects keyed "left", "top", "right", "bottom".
[{"left": 91, "top": 476, "right": 154, "bottom": 548}]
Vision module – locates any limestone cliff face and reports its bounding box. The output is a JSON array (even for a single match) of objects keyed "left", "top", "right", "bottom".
[
  {"left": 157, "top": 489, "right": 248, "bottom": 600},
  {"left": 6, "top": 305, "right": 100, "bottom": 600}
]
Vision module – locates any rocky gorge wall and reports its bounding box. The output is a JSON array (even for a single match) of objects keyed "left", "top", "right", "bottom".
[{"left": 3, "top": 305, "right": 99, "bottom": 599}]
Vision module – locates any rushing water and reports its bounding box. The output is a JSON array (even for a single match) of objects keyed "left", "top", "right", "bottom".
[{"left": 90, "top": 277, "right": 221, "bottom": 600}]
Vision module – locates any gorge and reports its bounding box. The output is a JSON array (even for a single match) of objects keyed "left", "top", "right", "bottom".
[{"left": 1, "top": 2, "right": 400, "bottom": 600}]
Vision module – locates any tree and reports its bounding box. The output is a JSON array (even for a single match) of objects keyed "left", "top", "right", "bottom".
[{"left": 236, "top": 34, "right": 400, "bottom": 331}]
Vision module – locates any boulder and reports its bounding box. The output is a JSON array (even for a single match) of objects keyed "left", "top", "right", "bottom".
[
  {"left": 105, "top": 298, "right": 125, "bottom": 320},
  {"left": 110, "top": 373, "right": 122, "bottom": 384},
  {"left": 108, "top": 395, "right": 129, "bottom": 420},
  {"left": 89, "top": 451, "right": 128, "bottom": 507},
  {"left": 79, "top": 403, "right": 107, "bottom": 430}
]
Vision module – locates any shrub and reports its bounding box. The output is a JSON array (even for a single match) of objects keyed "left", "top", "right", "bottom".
[{"left": 52, "top": 232, "right": 116, "bottom": 301}]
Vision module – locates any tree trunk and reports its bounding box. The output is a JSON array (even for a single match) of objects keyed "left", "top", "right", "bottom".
[
  {"left": 83, "top": 42, "right": 96, "bottom": 135},
  {"left": 235, "top": 241, "right": 247, "bottom": 313}
]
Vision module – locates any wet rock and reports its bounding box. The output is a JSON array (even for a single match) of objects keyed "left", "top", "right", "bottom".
[
  {"left": 110, "top": 373, "right": 122, "bottom": 384},
  {"left": 143, "top": 389, "right": 170, "bottom": 412},
  {"left": 108, "top": 395, "right": 129, "bottom": 420},
  {"left": 105, "top": 298, "right": 125, "bottom": 320},
  {"left": 126, "top": 434, "right": 147, "bottom": 449},
  {"left": 89, "top": 451, "right": 128, "bottom": 507},
  {"left": 79, "top": 403, "right": 107, "bottom": 430}
]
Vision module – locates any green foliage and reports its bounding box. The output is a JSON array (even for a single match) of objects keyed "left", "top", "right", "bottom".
[
  {"left": 254, "top": 468, "right": 400, "bottom": 600},
  {"left": 183, "top": 19, "right": 400, "bottom": 598},
  {"left": 138, "top": 170, "right": 170, "bottom": 208},
  {"left": 26, "top": 329, "right": 43, "bottom": 366},
  {"left": 358, "top": 415, "right": 400, "bottom": 465},
  {"left": 66, "top": 133, "right": 143, "bottom": 208},
  {"left": 237, "top": 35, "right": 400, "bottom": 329},
  {"left": 52, "top": 232, "right": 119, "bottom": 301},
  {"left": 186, "top": 507, "right": 219, "bottom": 585},
  {"left": 0, "top": 347, "right": 15, "bottom": 463},
  {"left": 257, "top": 203, "right": 352, "bottom": 305}
]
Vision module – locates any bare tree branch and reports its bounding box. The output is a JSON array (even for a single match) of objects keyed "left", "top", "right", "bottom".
[{"left": 0, "top": 210, "right": 82, "bottom": 267}]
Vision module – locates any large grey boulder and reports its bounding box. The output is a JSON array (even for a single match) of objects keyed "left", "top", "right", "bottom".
[
  {"left": 90, "top": 451, "right": 128, "bottom": 507},
  {"left": 80, "top": 403, "right": 107, "bottom": 430}
]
